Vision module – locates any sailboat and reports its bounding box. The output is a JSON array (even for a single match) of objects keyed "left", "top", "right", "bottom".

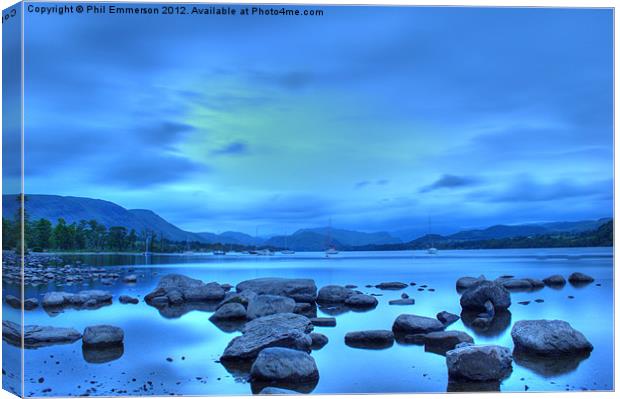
[
  {"left": 183, "top": 236, "right": 194, "bottom": 255},
  {"left": 325, "top": 219, "right": 339, "bottom": 257},
  {"left": 281, "top": 233, "right": 295, "bottom": 255},
  {"left": 427, "top": 216, "right": 438, "bottom": 255}
]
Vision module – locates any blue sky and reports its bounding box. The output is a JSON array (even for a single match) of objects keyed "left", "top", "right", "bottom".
[{"left": 11, "top": 5, "right": 614, "bottom": 235}]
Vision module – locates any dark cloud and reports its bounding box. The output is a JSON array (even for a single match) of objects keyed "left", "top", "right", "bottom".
[
  {"left": 420, "top": 175, "right": 479, "bottom": 193},
  {"left": 211, "top": 142, "right": 248, "bottom": 156},
  {"left": 355, "top": 179, "right": 390, "bottom": 189}
]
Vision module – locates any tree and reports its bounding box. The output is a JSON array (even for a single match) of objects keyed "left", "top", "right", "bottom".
[
  {"left": 31, "top": 219, "right": 52, "bottom": 250},
  {"left": 52, "top": 218, "right": 73, "bottom": 250},
  {"left": 108, "top": 226, "right": 127, "bottom": 251},
  {"left": 2, "top": 218, "right": 16, "bottom": 250},
  {"left": 127, "top": 229, "right": 138, "bottom": 251}
]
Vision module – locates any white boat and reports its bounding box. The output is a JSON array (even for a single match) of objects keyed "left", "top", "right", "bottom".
[
  {"left": 281, "top": 249, "right": 295, "bottom": 255},
  {"left": 213, "top": 249, "right": 226, "bottom": 256},
  {"left": 325, "top": 219, "right": 339, "bottom": 257},
  {"left": 426, "top": 216, "right": 438, "bottom": 255},
  {"left": 325, "top": 247, "right": 339, "bottom": 256},
  {"left": 257, "top": 249, "right": 273, "bottom": 256},
  {"left": 427, "top": 247, "right": 438, "bottom": 255}
]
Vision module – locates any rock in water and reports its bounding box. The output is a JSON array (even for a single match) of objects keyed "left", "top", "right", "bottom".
[
  {"left": 344, "top": 330, "right": 394, "bottom": 349},
  {"left": 220, "top": 313, "right": 313, "bottom": 361},
  {"left": 317, "top": 285, "right": 354, "bottom": 303},
  {"left": 310, "top": 317, "right": 336, "bottom": 327},
  {"left": 460, "top": 281, "right": 511, "bottom": 311},
  {"left": 437, "top": 311, "right": 460, "bottom": 326},
  {"left": 119, "top": 295, "right": 139, "bottom": 304},
  {"left": 3, "top": 321, "right": 82, "bottom": 348},
  {"left": 4, "top": 295, "right": 21, "bottom": 309},
  {"left": 309, "top": 333, "right": 328, "bottom": 349},
  {"left": 246, "top": 295, "right": 296, "bottom": 320},
  {"left": 24, "top": 298, "right": 39, "bottom": 310},
  {"left": 424, "top": 331, "right": 474, "bottom": 355},
  {"left": 543, "top": 275, "right": 566, "bottom": 287},
  {"left": 446, "top": 345, "right": 512, "bottom": 381},
  {"left": 236, "top": 278, "right": 317, "bottom": 302},
  {"left": 568, "top": 272, "right": 594, "bottom": 285},
  {"left": 375, "top": 282, "right": 408, "bottom": 290},
  {"left": 145, "top": 274, "right": 225, "bottom": 306},
  {"left": 456, "top": 276, "right": 486, "bottom": 291},
  {"left": 123, "top": 274, "right": 137, "bottom": 283},
  {"left": 210, "top": 302, "right": 247, "bottom": 321},
  {"left": 42, "top": 290, "right": 112, "bottom": 309},
  {"left": 82, "top": 325, "right": 124, "bottom": 347},
  {"left": 250, "top": 347, "right": 319, "bottom": 383},
  {"left": 392, "top": 314, "right": 445, "bottom": 335},
  {"left": 344, "top": 294, "right": 378, "bottom": 308},
  {"left": 389, "top": 298, "right": 415, "bottom": 305},
  {"left": 511, "top": 320, "right": 593, "bottom": 355},
  {"left": 218, "top": 290, "right": 258, "bottom": 309}
]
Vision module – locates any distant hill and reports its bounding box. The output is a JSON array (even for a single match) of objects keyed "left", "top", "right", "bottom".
[
  {"left": 266, "top": 231, "right": 345, "bottom": 251},
  {"left": 3, "top": 194, "right": 205, "bottom": 243}
]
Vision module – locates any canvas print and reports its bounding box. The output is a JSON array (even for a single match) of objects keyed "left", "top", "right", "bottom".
[{"left": 1, "top": 2, "right": 614, "bottom": 397}]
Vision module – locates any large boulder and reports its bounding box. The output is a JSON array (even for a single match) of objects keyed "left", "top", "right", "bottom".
[
  {"left": 145, "top": 274, "right": 225, "bottom": 306},
  {"left": 424, "top": 331, "right": 473, "bottom": 355},
  {"left": 250, "top": 347, "right": 319, "bottom": 383},
  {"left": 456, "top": 276, "right": 485, "bottom": 291},
  {"left": 446, "top": 345, "right": 512, "bottom": 381},
  {"left": 211, "top": 302, "right": 247, "bottom": 321},
  {"left": 392, "top": 314, "right": 445, "bottom": 335},
  {"left": 511, "top": 320, "right": 593, "bottom": 355},
  {"left": 220, "top": 313, "right": 313, "bottom": 361},
  {"left": 247, "top": 295, "right": 296, "bottom": 320},
  {"left": 237, "top": 278, "right": 317, "bottom": 302},
  {"left": 82, "top": 325, "right": 124, "bottom": 347},
  {"left": 317, "top": 285, "right": 354, "bottom": 303},
  {"left": 460, "top": 281, "right": 510, "bottom": 311},
  {"left": 3, "top": 320, "right": 82, "bottom": 348},
  {"left": 344, "top": 330, "right": 394, "bottom": 349},
  {"left": 344, "top": 294, "right": 378, "bottom": 308}
]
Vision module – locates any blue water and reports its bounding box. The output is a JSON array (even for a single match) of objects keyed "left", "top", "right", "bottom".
[{"left": 2, "top": 248, "right": 614, "bottom": 396}]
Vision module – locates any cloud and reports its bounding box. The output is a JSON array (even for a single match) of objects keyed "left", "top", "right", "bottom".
[
  {"left": 420, "top": 174, "right": 479, "bottom": 193},
  {"left": 211, "top": 141, "right": 248, "bottom": 156},
  {"left": 355, "top": 179, "right": 390, "bottom": 189}
]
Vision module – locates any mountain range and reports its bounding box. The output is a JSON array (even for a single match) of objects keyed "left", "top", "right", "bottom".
[{"left": 2, "top": 194, "right": 612, "bottom": 250}]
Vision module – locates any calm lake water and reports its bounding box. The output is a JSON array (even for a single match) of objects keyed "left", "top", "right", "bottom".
[{"left": 2, "top": 248, "right": 614, "bottom": 396}]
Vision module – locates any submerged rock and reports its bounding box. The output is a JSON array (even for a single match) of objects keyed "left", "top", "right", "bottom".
[
  {"left": 344, "top": 330, "right": 394, "bottom": 349},
  {"left": 237, "top": 278, "right": 317, "bottom": 303},
  {"left": 375, "top": 282, "right": 408, "bottom": 290},
  {"left": 424, "top": 331, "right": 474, "bottom": 355},
  {"left": 82, "top": 325, "right": 124, "bottom": 347},
  {"left": 119, "top": 295, "right": 139, "bottom": 305},
  {"left": 437, "top": 311, "right": 460, "bottom": 326},
  {"left": 392, "top": 314, "right": 445, "bottom": 335},
  {"left": 511, "top": 320, "right": 593, "bottom": 356},
  {"left": 247, "top": 295, "right": 296, "bottom": 320},
  {"left": 221, "top": 313, "right": 313, "bottom": 361},
  {"left": 446, "top": 345, "right": 512, "bottom": 382},
  {"left": 460, "top": 281, "right": 511, "bottom": 311},
  {"left": 316, "top": 285, "right": 354, "bottom": 303},
  {"left": 250, "top": 347, "right": 319, "bottom": 383},
  {"left": 389, "top": 298, "right": 415, "bottom": 305},
  {"left": 210, "top": 302, "right": 247, "bottom": 321},
  {"left": 3, "top": 320, "right": 82, "bottom": 348}
]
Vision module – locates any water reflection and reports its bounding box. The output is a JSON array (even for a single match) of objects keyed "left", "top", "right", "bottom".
[
  {"left": 82, "top": 343, "right": 124, "bottom": 364},
  {"left": 460, "top": 310, "right": 511, "bottom": 337},
  {"left": 447, "top": 379, "right": 501, "bottom": 392},
  {"left": 513, "top": 350, "right": 591, "bottom": 377}
]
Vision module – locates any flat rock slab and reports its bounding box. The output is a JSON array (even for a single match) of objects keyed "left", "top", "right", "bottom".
[
  {"left": 251, "top": 347, "right": 319, "bottom": 383},
  {"left": 375, "top": 282, "right": 408, "bottom": 290},
  {"left": 42, "top": 290, "right": 112, "bottom": 308},
  {"left": 389, "top": 298, "right": 415, "bottom": 305},
  {"left": 3, "top": 320, "right": 82, "bottom": 349},
  {"left": 460, "top": 281, "right": 511, "bottom": 311},
  {"left": 497, "top": 278, "right": 544, "bottom": 291},
  {"left": 237, "top": 278, "right": 317, "bottom": 303},
  {"left": 511, "top": 319, "right": 593, "bottom": 356},
  {"left": 310, "top": 317, "right": 336, "bottom": 327},
  {"left": 446, "top": 345, "right": 512, "bottom": 382},
  {"left": 247, "top": 295, "right": 296, "bottom": 320},
  {"left": 83, "top": 325, "right": 124, "bottom": 347},
  {"left": 393, "top": 314, "right": 445, "bottom": 335},
  {"left": 221, "top": 313, "right": 313, "bottom": 361},
  {"left": 345, "top": 330, "right": 394, "bottom": 349}
]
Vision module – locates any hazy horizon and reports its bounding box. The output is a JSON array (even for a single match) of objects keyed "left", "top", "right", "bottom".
[{"left": 5, "top": 6, "right": 613, "bottom": 236}]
